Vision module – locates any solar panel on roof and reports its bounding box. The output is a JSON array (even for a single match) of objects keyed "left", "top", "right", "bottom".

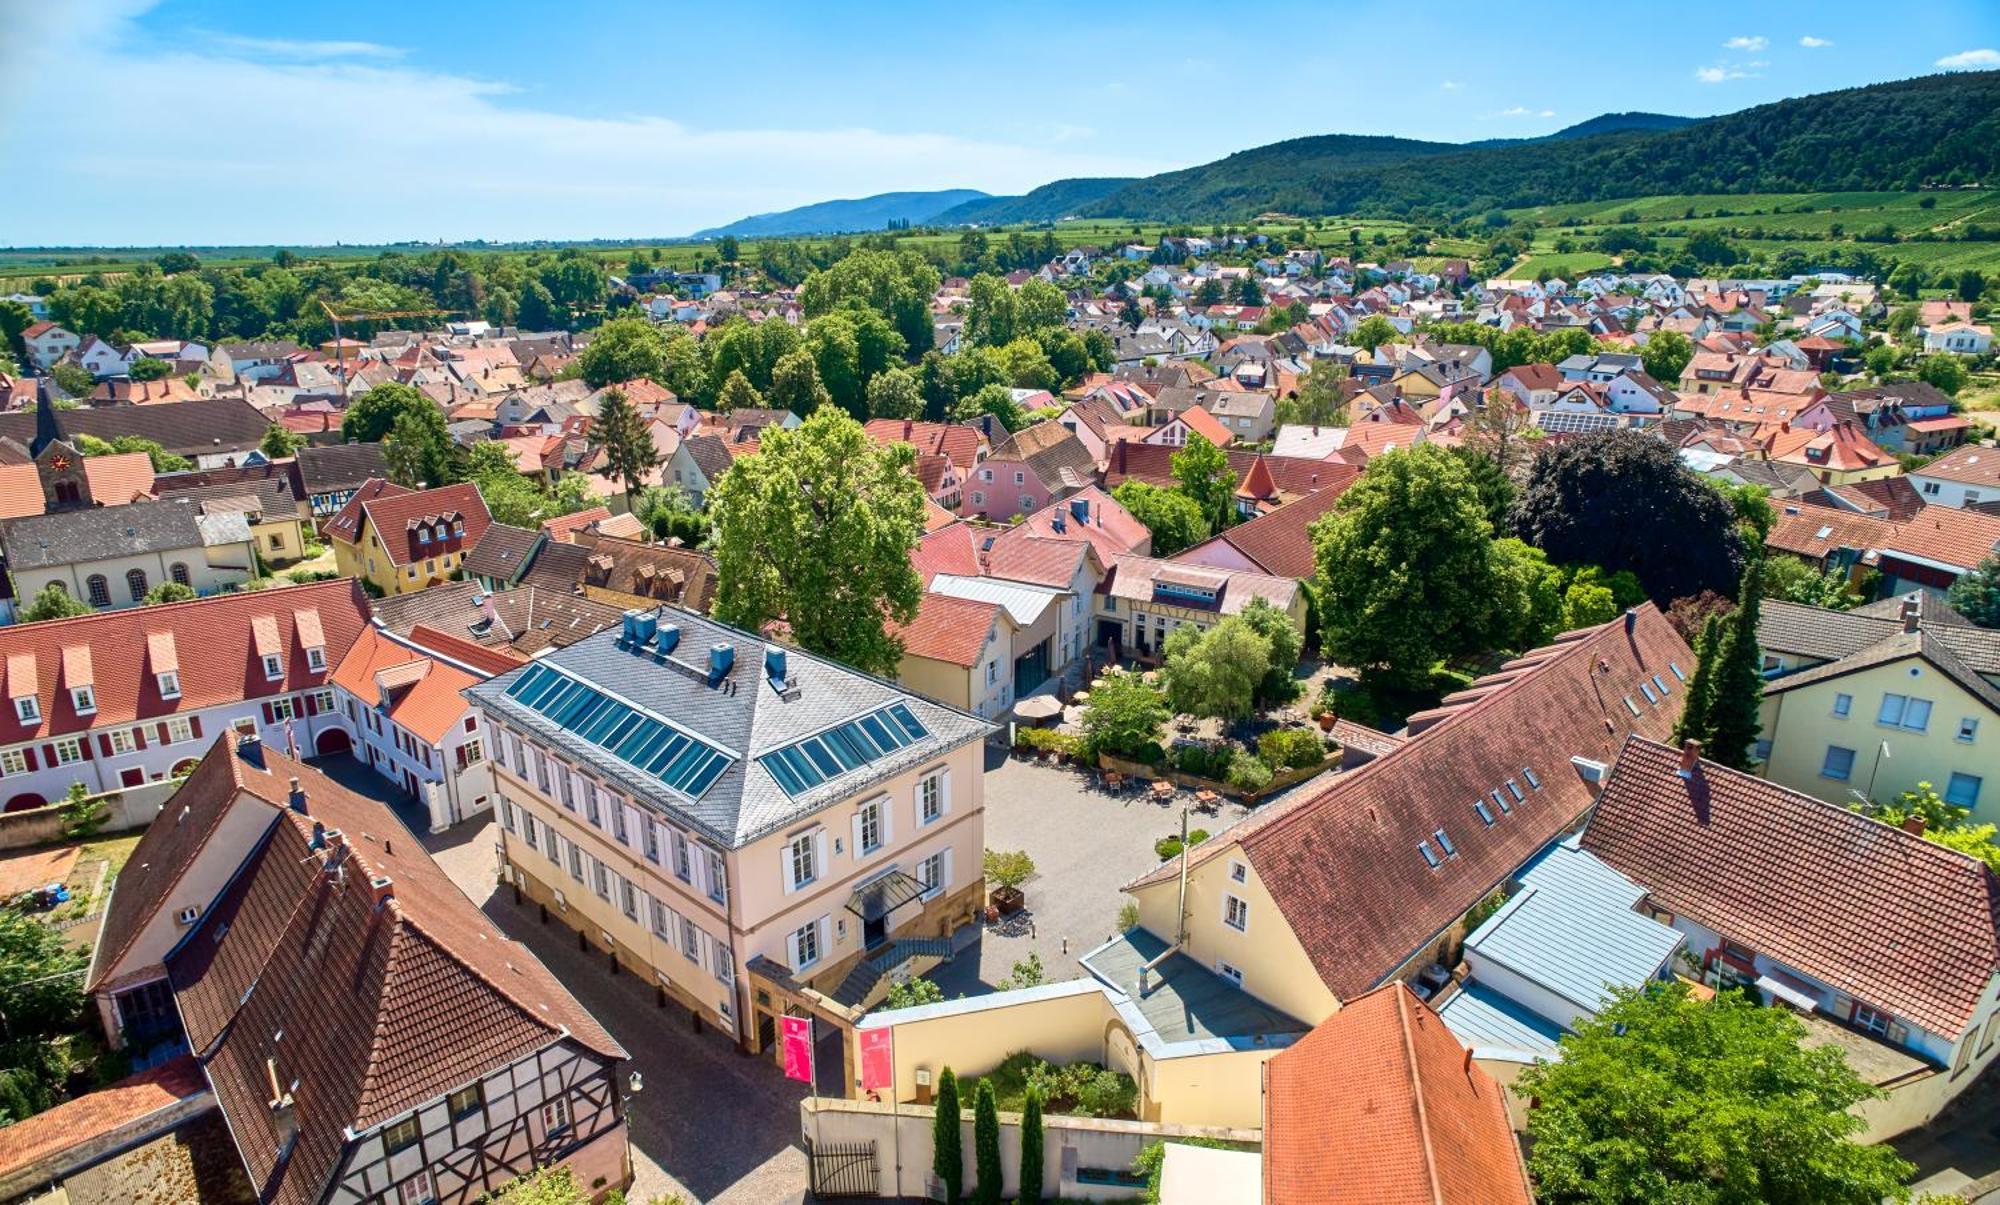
[
  {"left": 759, "top": 704, "right": 933, "bottom": 797},
  {"left": 502, "top": 663, "right": 735, "bottom": 801}
]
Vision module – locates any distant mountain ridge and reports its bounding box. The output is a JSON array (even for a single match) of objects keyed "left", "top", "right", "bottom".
[
  {"left": 933, "top": 178, "right": 1135, "bottom": 226},
  {"left": 691, "top": 189, "right": 989, "bottom": 239}
]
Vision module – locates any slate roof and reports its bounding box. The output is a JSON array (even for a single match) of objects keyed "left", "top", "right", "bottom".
[
  {"left": 0, "top": 397, "right": 271, "bottom": 458},
  {"left": 680, "top": 433, "right": 740, "bottom": 484},
  {"left": 1583, "top": 736, "right": 2000, "bottom": 1038},
  {"left": 148, "top": 474, "right": 298, "bottom": 521},
  {"left": 1760, "top": 598, "right": 2000, "bottom": 671},
  {"left": 295, "top": 443, "right": 391, "bottom": 496},
  {"left": 151, "top": 459, "right": 306, "bottom": 514},
  {"left": 370, "top": 581, "right": 623, "bottom": 657},
  {"left": 462, "top": 522, "right": 543, "bottom": 584},
  {"left": 0, "top": 496, "right": 235, "bottom": 569},
  {"left": 1762, "top": 627, "right": 2000, "bottom": 714},
  {"left": 1262, "top": 983, "right": 1532, "bottom": 1205},
  {"left": 465, "top": 608, "right": 992, "bottom": 848},
  {"left": 162, "top": 738, "right": 622, "bottom": 1205},
  {"left": 1129, "top": 607, "right": 1690, "bottom": 999}
]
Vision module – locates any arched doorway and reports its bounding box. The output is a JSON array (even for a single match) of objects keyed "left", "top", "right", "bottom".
[
  {"left": 315, "top": 728, "right": 353, "bottom": 756},
  {"left": 5, "top": 791, "right": 46, "bottom": 813},
  {"left": 171, "top": 758, "right": 199, "bottom": 776}
]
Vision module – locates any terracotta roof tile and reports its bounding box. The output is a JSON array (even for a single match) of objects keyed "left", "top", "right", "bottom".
[
  {"left": 0, "top": 1054, "right": 209, "bottom": 1181},
  {"left": 1263, "top": 984, "right": 1531, "bottom": 1205},
  {"left": 1584, "top": 737, "right": 2000, "bottom": 1037},
  {"left": 889, "top": 594, "right": 1005, "bottom": 668},
  {"left": 1768, "top": 501, "right": 2000, "bottom": 575},
  {"left": 328, "top": 626, "right": 484, "bottom": 745}
]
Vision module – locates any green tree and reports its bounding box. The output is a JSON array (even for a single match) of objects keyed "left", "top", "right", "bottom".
[
  {"left": 492, "top": 1166, "right": 590, "bottom": 1205},
  {"left": 1079, "top": 673, "right": 1170, "bottom": 759},
  {"left": 0, "top": 906, "right": 89, "bottom": 1123},
  {"left": 19, "top": 582, "right": 92, "bottom": 623},
  {"left": 1163, "top": 617, "right": 1272, "bottom": 720},
  {"left": 260, "top": 423, "right": 306, "bottom": 459},
  {"left": 766, "top": 346, "right": 833, "bottom": 414},
  {"left": 716, "top": 368, "right": 764, "bottom": 414},
  {"left": 1488, "top": 537, "right": 1565, "bottom": 651},
  {"left": 950, "top": 383, "right": 1026, "bottom": 432},
  {"left": 341, "top": 382, "right": 433, "bottom": 444},
  {"left": 50, "top": 362, "right": 95, "bottom": 398},
  {"left": 1519, "top": 981, "right": 1910, "bottom": 1205},
  {"left": 1639, "top": 328, "right": 1694, "bottom": 383},
  {"left": 973, "top": 1079, "right": 1002, "bottom": 1205},
  {"left": 595, "top": 387, "right": 661, "bottom": 495},
  {"left": 383, "top": 405, "right": 458, "bottom": 488},
  {"left": 797, "top": 249, "right": 941, "bottom": 354},
  {"left": 1950, "top": 554, "right": 2000, "bottom": 628},
  {"left": 1762, "top": 555, "right": 1858, "bottom": 609},
  {"left": 1957, "top": 269, "right": 1988, "bottom": 303},
  {"left": 1511, "top": 430, "right": 1745, "bottom": 604},
  {"left": 933, "top": 1067, "right": 963, "bottom": 1205},
  {"left": 1350, "top": 314, "right": 1398, "bottom": 352},
  {"left": 516, "top": 279, "right": 559, "bottom": 331},
  {"left": 1018, "top": 1086, "right": 1045, "bottom": 1205},
  {"left": 865, "top": 365, "right": 924, "bottom": 420},
  {"left": 884, "top": 977, "right": 946, "bottom": 1009},
  {"left": 1170, "top": 434, "right": 1236, "bottom": 534},
  {"left": 127, "top": 357, "right": 171, "bottom": 382},
  {"left": 1274, "top": 359, "right": 1349, "bottom": 428},
  {"left": 1110, "top": 481, "right": 1209, "bottom": 557},
  {"left": 1916, "top": 354, "right": 1969, "bottom": 396},
  {"left": 142, "top": 581, "right": 197, "bottom": 606},
  {"left": 1237, "top": 596, "right": 1305, "bottom": 705},
  {"left": 577, "top": 315, "right": 670, "bottom": 388},
  {"left": 1313, "top": 446, "right": 1497, "bottom": 689},
  {"left": 1672, "top": 614, "right": 1724, "bottom": 752},
  {"left": 1865, "top": 781, "right": 2000, "bottom": 872},
  {"left": 1705, "top": 563, "right": 1765, "bottom": 771},
  {"left": 708, "top": 409, "right": 925, "bottom": 677},
  {"left": 1561, "top": 580, "right": 1618, "bottom": 630}
]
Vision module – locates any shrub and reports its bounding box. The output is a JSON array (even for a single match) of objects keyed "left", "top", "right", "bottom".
[
  {"left": 287, "top": 567, "right": 342, "bottom": 584},
  {"left": 1014, "top": 727, "right": 1082, "bottom": 758},
  {"left": 1225, "top": 752, "right": 1274, "bottom": 793},
  {"left": 983, "top": 849, "right": 1035, "bottom": 891},
  {"left": 1072, "top": 1068, "right": 1138, "bottom": 1119},
  {"left": 60, "top": 782, "right": 108, "bottom": 839},
  {"left": 1131, "top": 740, "right": 1166, "bottom": 765},
  {"left": 1154, "top": 829, "right": 1211, "bottom": 860},
  {"left": 1257, "top": 728, "right": 1327, "bottom": 771},
  {"left": 884, "top": 977, "right": 945, "bottom": 1010},
  {"left": 1171, "top": 741, "right": 1233, "bottom": 778},
  {"left": 1116, "top": 901, "right": 1140, "bottom": 931}
]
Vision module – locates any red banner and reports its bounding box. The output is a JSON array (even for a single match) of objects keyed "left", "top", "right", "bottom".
[
  {"left": 781, "top": 1014, "right": 814, "bottom": 1084},
  {"left": 860, "top": 1026, "right": 893, "bottom": 1094}
]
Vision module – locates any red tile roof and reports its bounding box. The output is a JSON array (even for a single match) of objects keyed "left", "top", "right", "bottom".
[
  {"left": 912, "top": 524, "right": 981, "bottom": 587},
  {"left": 1180, "top": 481, "right": 1353, "bottom": 580},
  {"left": 1106, "top": 441, "right": 1348, "bottom": 501},
  {"left": 1130, "top": 607, "right": 1691, "bottom": 998},
  {"left": 1758, "top": 419, "right": 1894, "bottom": 473},
  {"left": 1768, "top": 501, "right": 2000, "bottom": 575},
  {"left": 889, "top": 593, "right": 1006, "bottom": 668},
  {"left": 162, "top": 738, "right": 622, "bottom": 1205},
  {"left": 0, "top": 578, "right": 370, "bottom": 744},
  {"left": 1263, "top": 984, "right": 1531, "bottom": 1205},
  {"left": 540, "top": 505, "right": 613, "bottom": 541},
  {"left": 862, "top": 419, "right": 984, "bottom": 472},
  {"left": 981, "top": 535, "right": 1092, "bottom": 589},
  {"left": 328, "top": 626, "right": 485, "bottom": 745},
  {"left": 1584, "top": 737, "right": 2000, "bottom": 1038},
  {"left": 0, "top": 1054, "right": 209, "bottom": 1181},
  {"left": 405, "top": 623, "right": 529, "bottom": 675},
  {"left": 996, "top": 486, "right": 1152, "bottom": 562},
  {"left": 337, "top": 479, "right": 493, "bottom": 568}
]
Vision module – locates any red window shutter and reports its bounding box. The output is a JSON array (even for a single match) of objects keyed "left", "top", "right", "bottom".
[
  {"left": 189, "top": 715, "right": 203, "bottom": 738},
  {"left": 133, "top": 728, "right": 146, "bottom": 750},
  {"left": 78, "top": 737, "right": 93, "bottom": 760},
  {"left": 304, "top": 693, "right": 318, "bottom": 716},
  {"left": 97, "top": 734, "right": 112, "bottom": 757},
  {"left": 261, "top": 702, "right": 275, "bottom": 724},
  {"left": 42, "top": 744, "right": 57, "bottom": 766},
  {"left": 155, "top": 722, "right": 170, "bottom": 745},
  {"left": 23, "top": 746, "right": 37, "bottom": 771}
]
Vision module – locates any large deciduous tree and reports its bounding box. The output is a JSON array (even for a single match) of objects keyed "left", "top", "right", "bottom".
[
  {"left": 1950, "top": 554, "right": 2000, "bottom": 629},
  {"left": 708, "top": 409, "right": 926, "bottom": 676},
  {"left": 382, "top": 404, "right": 458, "bottom": 489},
  {"left": 1312, "top": 445, "right": 1497, "bottom": 688},
  {"left": 1510, "top": 430, "right": 1745, "bottom": 604},
  {"left": 766, "top": 347, "right": 833, "bottom": 415},
  {"left": 1639, "top": 328, "right": 1695, "bottom": 383},
  {"left": 576, "top": 315, "right": 669, "bottom": 388},
  {"left": 1110, "top": 481, "right": 1209, "bottom": 557},
  {"left": 1519, "top": 981, "right": 1910, "bottom": 1205},
  {"left": 1163, "top": 617, "right": 1272, "bottom": 720},
  {"left": 1170, "top": 435, "right": 1236, "bottom": 535}
]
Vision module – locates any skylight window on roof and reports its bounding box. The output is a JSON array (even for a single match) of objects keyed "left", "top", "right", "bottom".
[
  {"left": 1640, "top": 682, "right": 1658, "bottom": 704},
  {"left": 1669, "top": 662, "right": 1686, "bottom": 682},
  {"left": 1623, "top": 696, "right": 1641, "bottom": 716},
  {"left": 1651, "top": 673, "right": 1669, "bottom": 695},
  {"left": 1504, "top": 779, "right": 1524, "bottom": 803},
  {"left": 759, "top": 703, "right": 932, "bottom": 797},
  {"left": 1418, "top": 840, "right": 1441, "bottom": 869},
  {"left": 1433, "top": 828, "right": 1456, "bottom": 857},
  {"left": 503, "top": 663, "right": 734, "bottom": 799},
  {"left": 1814, "top": 525, "right": 1834, "bottom": 540},
  {"left": 1492, "top": 788, "right": 1511, "bottom": 815},
  {"left": 1522, "top": 767, "right": 1541, "bottom": 790},
  {"left": 1473, "top": 800, "right": 1495, "bottom": 826}
]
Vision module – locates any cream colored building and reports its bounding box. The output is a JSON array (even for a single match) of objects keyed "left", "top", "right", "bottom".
[
  {"left": 0, "top": 497, "right": 257, "bottom": 611},
  {"left": 469, "top": 607, "right": 992, "bottom": 1082},
  {"left": 1758, "top": 596, "right": 2000, "bottom": 820},
  {"left": 1094, "top": 554, "right": 1307, "bottom": 661}
]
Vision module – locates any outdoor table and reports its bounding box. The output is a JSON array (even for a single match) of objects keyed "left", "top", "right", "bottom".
[
  {"left": 1151, "top": 780, "right": 1174, "bottom": 801},
  {"left": 1104, "top": 771, "right": 1124, "bottom": 790}
]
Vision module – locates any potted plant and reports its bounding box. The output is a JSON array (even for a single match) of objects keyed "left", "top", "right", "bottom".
[{"left": 984, "top": 848, "right": 1035, "bottom": 915}]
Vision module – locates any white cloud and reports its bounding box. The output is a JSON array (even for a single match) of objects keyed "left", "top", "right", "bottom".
[
  {"left": 1440, "top": 79, "right": 1464, "bottom": 91},
  {"left": 1695, "top": 62, "right": 1762, "bottom": 83},
  {"left": 1487, "top": 106, "right": 1556, "bottom": 118},
  {"left": 0, "top": 1, "right": 1171, "bottom": 243},
  {"left": 1723, "top": 35, "right": 1768, "bottom": 52},
  {"left": 1799, "top": 35, "right": 1834, "bottom": 48},
  {"left": 1936, "top": 48, "right": 2000, "bottom": 70},
  {"left": 201, "top": 33, "right": 406, "bottom": 59}
]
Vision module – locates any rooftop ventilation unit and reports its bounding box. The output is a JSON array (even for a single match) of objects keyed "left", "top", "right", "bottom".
[
  {"left": 654, "top": 624, "right": 680, "bottom": 656},
  {"left": 707, "top": 643, "right": 735, "bottom": 685}
]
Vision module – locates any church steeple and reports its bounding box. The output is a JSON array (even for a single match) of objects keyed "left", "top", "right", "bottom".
[{"left": 29, "top": 385, "right": 62, "bottom": 458}]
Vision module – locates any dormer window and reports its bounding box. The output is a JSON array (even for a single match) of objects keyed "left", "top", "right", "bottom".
[
  {"left": 263, "top": 654, "right": 284, "bottom": 680},
  {"left": 418, "top": 526, "right": 432, "bottom": 545},
  {"left": 306, "top": 646, "right": 326, "bottom": 672},
  {"left": 452, "top": 520, "right": 464, "bottom": 537},
  {"left": 15, "top": 696, "right": 39, "bottom": 724},
  {"left": 71, "top": 686, "right": 95, "bottom": 715},
  {"left": 158, "top": 671, "right": 181, "bottom": 699}
]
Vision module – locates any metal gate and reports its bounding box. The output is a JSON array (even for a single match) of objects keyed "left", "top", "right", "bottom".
[{"left": 808, "top": 1139, "right": 879, "bottom": 1198}]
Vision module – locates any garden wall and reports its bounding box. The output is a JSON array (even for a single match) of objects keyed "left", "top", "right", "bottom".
[
  {"left": 0, "top": 780, "right": 177, "bottom": 851},
  {"left": 799, "top": 1095, "right": 1259, "bottom": 1201}
]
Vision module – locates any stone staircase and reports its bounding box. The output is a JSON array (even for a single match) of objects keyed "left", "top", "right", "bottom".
[{"left": 831, "top": 935, "right": 956, "bottom": 1010}]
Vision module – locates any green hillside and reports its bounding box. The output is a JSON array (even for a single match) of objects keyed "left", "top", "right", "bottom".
[
  {"left": 691, "top": 189, "right": 989, "bottom": 238},
  {"left": 933, "top": 178, "right": 1135, "bottom": 226},
  {"left": 1079, "top": 72, "right": 2000, "bottom": 222}
]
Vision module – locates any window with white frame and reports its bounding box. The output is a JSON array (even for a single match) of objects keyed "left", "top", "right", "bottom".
[
  {"left": 584, "top": 783, "right": 602, "bottom": 827},
  {"left": 682, "top": 917, "right": 701, "bottom": 963},
  {"left": 395, "top": 1169, "right": 436, "bottom": 1205},
  {"left": 643, "top": 820, "right": 662, "bottom": 865},
  {"left": 1853, "top": 1004, "right": 1891, "bottom": 1037},
  {"left": 859, "top": 799, "right": 884, "bottom": 855},
  {"left": 1877, "top": 693, "right": 1933, "bottom": 732},
  {"left": 305, "top": 646, "right": 326, "bottom": 672},
  {"left": 567, "top": 841, "right": 584, "bottom": 883},
  {"left": 53, "top": 737, "right": 83, "bottom": 765},
  {"left": 918, "top": 771, "right": 944, "bottom": 824},
  {"left": 1960, "top": 717, "right": 1980, "bottom": 743},
  {"left": 0, "top": 749, "right": 25, "bottom": 775},
  {"left": 271, "top": 696, "right": 297, "bottom": 722},
  {"left": 167, "top": 716, "right": 193, "bottom": 743},
  {"left": 650, "top": 895, "right": 674, "bottom": 940},
  {"left": 705, "top": 848, "right": 727, "bottom": 904},
  {"left": 1223, "top": 894, "right": 1249, "bottom": 932},
  {"left": 559, "top": 771, "right": 575, "bottom": 811},
  {"left": 788, "top": 832, "right": 818, "bottom": 890},
  {"left": 13, "top": 696, "right": 38, "bottom": 724},
  {"left": 533, "top": 752, "right": 550, "bottom": 793},
  {"left": 107, "top": 728, "right": 135, "bottom": 755},
  {"left": 262, "top": 653, "right": 283, "bottom": 680},
  {"left": 312, "top": 690, "right": 334, "bottom": 714},
  {"left": 591, "top": 857, "right": 610, "bottom": 901},
  {"left": 612, "top": 801, "right": 630, "bottom": 846},
  {"left": 71, "top": 686, "right": 95, "bottom": 714},
  {"left": 673, "top": 830, "right": 693, "bottom": 882},
  {"left": 917, "top": 850, "right": 944, "bottom": 898},
  {"left": 620, "top": 876, "right": 639, "bottom": 921},
  {"left": 540, "top": 1095, "right": 570, "bottom": 1136},
  {"left": 792, "top": 920, "right": 821, "bottom": 969}
]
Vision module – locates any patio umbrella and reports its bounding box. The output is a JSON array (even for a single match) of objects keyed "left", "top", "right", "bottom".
[{"left": 1013, "top": 695, "right": 1064, "bottom": 721}]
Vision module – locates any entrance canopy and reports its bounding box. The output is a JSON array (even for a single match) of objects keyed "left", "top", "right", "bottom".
[{"left": 846, "top": 869, "right": 926, "bottom": 923}]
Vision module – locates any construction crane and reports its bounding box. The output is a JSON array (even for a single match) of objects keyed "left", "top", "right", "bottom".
[{"left": 316, "top": 300, "right": 454, "bottom": 401}]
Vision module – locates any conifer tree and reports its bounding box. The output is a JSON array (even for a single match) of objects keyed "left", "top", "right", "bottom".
[
  {"left": 1018, "top": 1086, "right": 1045, "bottom": 1205},
  {"left": 972, "top": 1079, "right": 1002, "bottom": 1205},
  {"left": 595, "top": 387, "right": 660, "bottom": 495},
  {"left": 932, "top": 1067, "right": 962, "bottom": 1205},
  {"left": 1671, "top": 614, "right": 1723, "bottom": 750},
  {"left": 1706, "top": 561, "right": 1765, "bottom": 771}
]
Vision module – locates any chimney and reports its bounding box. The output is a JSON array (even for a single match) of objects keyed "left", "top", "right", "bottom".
[
  {"left": 706, "top": 642, "right": 735, "bottom": 683},
  {"left": 287, "top": 776, "right": 307, "bottom": 814},
  {"left": 765, "top": 644, "right": 787, "bottom": 685},
  {"left": 1677, "top": 739, "right": 1702, "bottom": 779},
  {"left": 368, "top": 874, "right": 394, "bottom": 910},
  {"left": 1902, "top": 813, "right": 1927, "bottom": 837},
  {"left": 1900, "top": 594, "right": 1921, "bottom": 634},
  {"left": 236, "top": 728, "right": 265, "bottom": 769},
  {"left": 1623, "top": 609, "right": 1637, "bottom": 633}
]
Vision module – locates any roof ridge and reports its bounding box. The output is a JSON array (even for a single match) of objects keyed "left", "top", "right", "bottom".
[{"left": 1393, "top": 988, "right": 1448, "bottom": 1205}]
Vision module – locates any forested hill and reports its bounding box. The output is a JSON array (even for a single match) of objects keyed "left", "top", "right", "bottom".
[
  {"left": 932, "top": 178, "right": 1135, "bottom": 226},
  {"left": 692, "top": 189, "right": 989, "bottom": 238},
  {"left": 1076, "top": 72, "right": 2000, "bottom": 222}
]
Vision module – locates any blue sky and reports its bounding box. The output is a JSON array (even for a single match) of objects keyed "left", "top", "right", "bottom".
[{"left": 2, "top": 0, "right": 1996, "bottom": 245}]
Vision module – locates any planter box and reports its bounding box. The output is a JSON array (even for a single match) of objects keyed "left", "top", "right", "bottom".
[{"left": 990, "top": 885, "right": 1026, "bottom": 915}]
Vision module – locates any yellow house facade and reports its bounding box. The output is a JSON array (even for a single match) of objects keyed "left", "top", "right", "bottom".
[{"left": 325, "top": 478, "right": 493, "bottom": 597}]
